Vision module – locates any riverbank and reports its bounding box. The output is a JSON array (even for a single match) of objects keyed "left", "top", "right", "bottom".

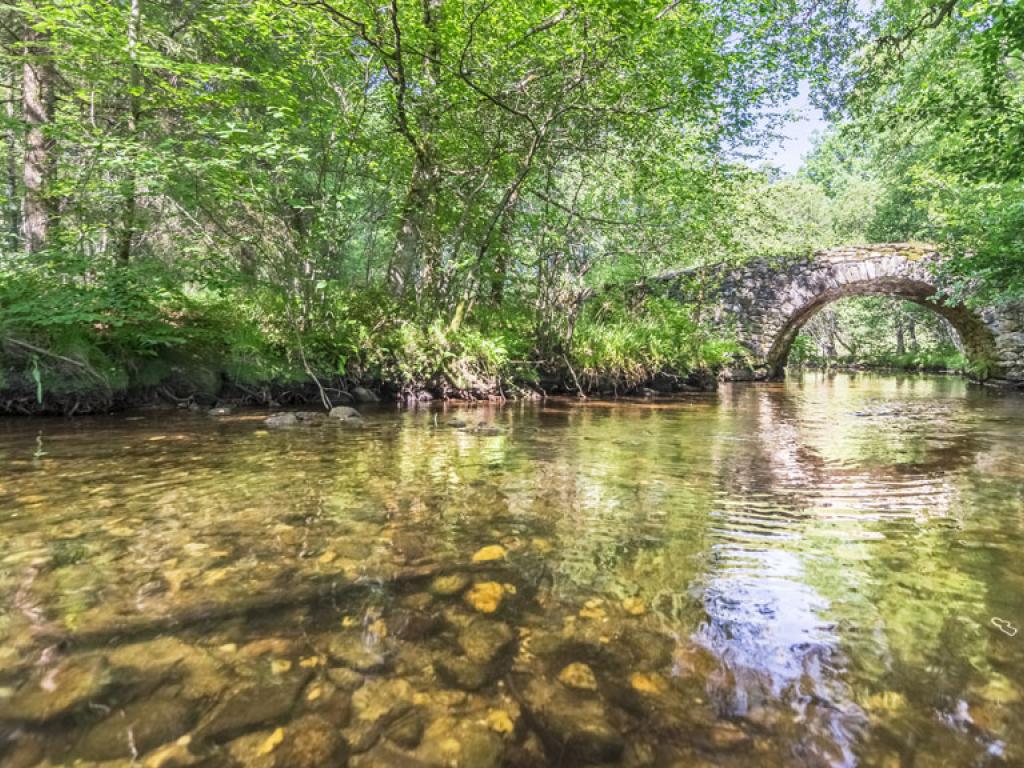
[{"left": 0, "top": 364, "right": 721, "bottom": 416}]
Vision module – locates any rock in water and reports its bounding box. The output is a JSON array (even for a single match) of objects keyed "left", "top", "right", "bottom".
[
  {"left": 429, "top": 573, "right": 470, "bottom": 597},
  {"left": 344, "top": 678, "right": 415, "bottom": 753},
  {"left": 516, "top": 677, "right": 624, "bottom": 764},
  {"left": 194, "top": 671, "right": 311, "bottom": 743},
  {"left": 329, "top": 406, "right": 362, "bottom": 421},
  {"left": 0, "top": 654, "right": 113, "bottom": 724},
  {"left": 328, "top": 634, "right": 390, "bottom": 674},
  {"left": 471, "top": 545, "right": 506, "bottom": 563},
  {"left": 558, "top": 663, "right": 598, "bottom": 692},
  {"left": 435, "top": 617, "right": 515, "bottom": 690},
  {"left": 464, "top": 582, "right": 505, "bottom": 613},
  {"left": 264, "top": 412, "right": 297, "bottom": 428},
  {"left": 352, "top": 386, "right": 380, "bottom": 403},
  {"left": 225, "top": 714, "right": 347, "bottom": 768},
  {"left": 75, "top": 692, "right": 195, "bottom": 761}
]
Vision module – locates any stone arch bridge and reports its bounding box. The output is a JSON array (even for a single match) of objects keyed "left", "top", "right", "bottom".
[{"left": 687, "top": 244, "right": 1024, "bottom": 385}]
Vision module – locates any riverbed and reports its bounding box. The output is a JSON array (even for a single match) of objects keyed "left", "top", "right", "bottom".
[{"left": 1, "top": 373, "right": 1022, "bottom": 767}]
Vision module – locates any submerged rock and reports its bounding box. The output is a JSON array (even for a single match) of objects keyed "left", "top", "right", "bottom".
[
  {"left": 558, "top": 662, "right": 598, "bottom": 692},
  {"left": 344, "top": 677, "right": 416, "bottom": 753},
  {"left": 418, "top": 716, "right": 504, "bottom": 768},
  {"left": 351, "top": 715, "right": 504, "bottom": 768},
  {"left": 471, "top": 545, "right": 506, "bottom": 563},
  {"left": 328, "top": 633, "right": 391, "bottom": 674},
  {"left": 384, "top": 708, "right": 425, "bottom": 749},
  {"left": 194, "top": 670, "right": 311, "bottom": 743},
  {"left": 294, "top": 411, "right": 328, "bottom": 423},
  {"left": 516, "top": 677, "right": 625, "bottom": 764},
  {"left": 226, "top": 715, "right": 347, "bottom": 768},
  {"left": 76, "top": 691, "right": 195, "bottom": 761},
  {"left": 0, "top": 654, "right": 114, "bottom": 724},
  {"left": 464, "top": 582, "right": 506, "bottom": 614},
  {"left": 430, "top": 573, "right": 471, "bottom": 597}
]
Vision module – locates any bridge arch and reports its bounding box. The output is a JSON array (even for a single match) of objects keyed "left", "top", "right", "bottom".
[{"left": 711, "top": 244, "right": 1024, "bottom": 384}]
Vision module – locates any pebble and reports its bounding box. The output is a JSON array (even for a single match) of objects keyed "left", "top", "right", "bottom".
[
  {"left": 465, "top": 582, "right": 506, "bottom": 613},
  {"left": 558, "top": 662, "right": 599, "bottom": 691}
]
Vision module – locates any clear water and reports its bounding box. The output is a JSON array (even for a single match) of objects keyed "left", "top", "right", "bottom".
[{"left": 1, "top": 373, "right": 1022, "bottom": 767}]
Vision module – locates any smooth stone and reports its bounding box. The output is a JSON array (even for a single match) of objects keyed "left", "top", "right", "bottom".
[
  {"left": 76, "top": 692, "right": 195, "bottom": 761},
  {"left": 0, "top": 734, "right": 46, "bottom": 768},
  {"left": 629, "top": 671, "right": 669, "bottom": 696},
  {"left": 516, "top": 677, "right": 624, "bottom": 764},
  {"left": 464, "top": 582, "right": 505, "bottom": 614},
  {"left": 194, "top": 671, "right": 311, "bottom": 743},
  {"left": 264, "top": 413, "right": 297, "bottom": 428},
  {"left": 329, "top": 405, "right": 362, "bottom": 421},
  {"left": 327, "top": 666, "right": 365, "bottom": 690},
  {"left": 435, "top": 618, "right": 515, "bottom": 691},
  {"left": 558, "top": 662, "right": 598, "bottom": 691},
  {"left": 471, "top": 545, "right": 506, "bottom": 563},
  {"left": 0, "top": 654, "right": 113, "bottom": 724},
  {"left": 328, "top": 634, "right": 390, "bottom": 674},
  {"left": 344, "top": 678, "right": 415, "bottom": 753},
  {"left": 352, "top": 387, "right": 380, "bottom": 403},
  {"left": 107, "top": 637, "right": 227, "bottom": 701},
  {"left": 226, "top": 715, "right": 346, "bottom": 768},
  {"left": 417, "top": 716, "right": 504, "bottom": 768},
  {"left": 429, "top": 573, "right": 470, "bottom": 597},
  {"left": 622, "top": 597, "right": 646, "bottom": 616},
  {"left": 208, "top": 406, "right": 233, "bottom": 416},
  {"left": 384, "top": 708, "right": 425, "bottom": 749}
]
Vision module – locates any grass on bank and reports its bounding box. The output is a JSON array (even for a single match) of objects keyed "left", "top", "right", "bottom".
[{"left": 0, "top": 260, "right": 734, "bottom": 412}]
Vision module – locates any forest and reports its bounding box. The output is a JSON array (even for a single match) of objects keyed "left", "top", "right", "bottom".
[{"left": 0, "top": 0, "right": 1021, "bottom": 412}]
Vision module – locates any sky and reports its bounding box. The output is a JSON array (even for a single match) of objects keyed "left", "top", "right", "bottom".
[{"left": 761, "top": 82, "right": 829, "bottom": 175}]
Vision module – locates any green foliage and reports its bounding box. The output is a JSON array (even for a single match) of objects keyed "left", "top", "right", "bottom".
[
  {"left": 572, "top": 296, "right": 742, "bottom": 389},
  {"left": 794, "top": 296, "right": 969, "bottom": 373},
  {"left": 831, "top": 0, "right": 1024, "bottom": 303}
]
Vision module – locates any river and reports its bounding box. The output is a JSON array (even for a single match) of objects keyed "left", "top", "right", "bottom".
[{"left": 1, "top": 373, "right": 1022, "bottom": 767}]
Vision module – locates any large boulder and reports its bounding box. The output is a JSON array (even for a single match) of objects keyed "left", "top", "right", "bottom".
[
  {"left": 351, "top": 386, "right": 380, "bottom": 403},
  {"left": 329, "top": 406, "right": 363, "bottom": 422}
]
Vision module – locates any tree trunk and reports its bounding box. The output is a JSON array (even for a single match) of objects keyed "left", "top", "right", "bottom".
[
  {"left": 390, "top": 149, "right": 440, "bottom": 297},
  {"left": 116, "top": 0, "right": 142, "bottom": 263},
  {"left": 907, "top": 317, "right": 918, "bottom": 351},
  {"left": 895, "top": 315, "right": 906, "bottom": 355},
  {"left": 4, "top": 68, "right": 20, "bottom": 252},
  {"left": 388, "top": 0, "right": 443, "bottom": 302},
  {"left": 22, "top": 18, "right": 55, "bottom": 255}
]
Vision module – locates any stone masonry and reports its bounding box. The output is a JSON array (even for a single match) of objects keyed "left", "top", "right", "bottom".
[{"left": 707, "top": 244, "right": 1024, "bottom": 385}]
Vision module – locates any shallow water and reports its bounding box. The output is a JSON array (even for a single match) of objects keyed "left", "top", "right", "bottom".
[{"left": 1, "top": 373, "right": 1023, "bottom": 767}]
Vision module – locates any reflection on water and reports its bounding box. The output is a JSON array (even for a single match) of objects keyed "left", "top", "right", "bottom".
[{"left": 1, "top": 373, "right": 1023, "bottom": 767}]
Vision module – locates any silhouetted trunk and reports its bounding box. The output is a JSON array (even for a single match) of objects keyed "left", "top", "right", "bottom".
[
  {"left": 895, "top": 316, "right": 906, "bottom": 355},
  {"left": 4, "top": 69, "right": 20, "bottom": 251},
  {"left": 22, "top": 19, "right": 54, "bottom": 254}
]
